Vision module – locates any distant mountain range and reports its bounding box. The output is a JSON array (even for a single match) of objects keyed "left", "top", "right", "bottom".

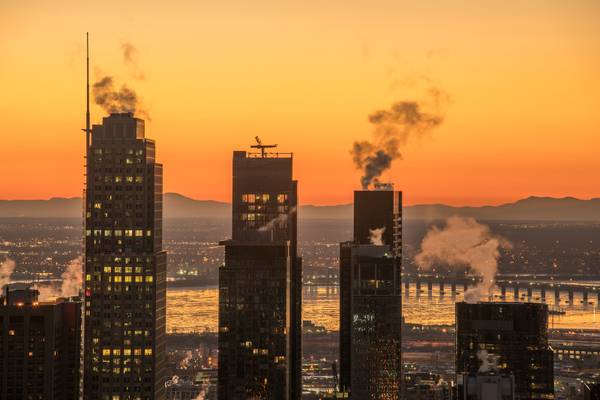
[{"left": 1, "top": 193, "right": 599, "bottom": 221}]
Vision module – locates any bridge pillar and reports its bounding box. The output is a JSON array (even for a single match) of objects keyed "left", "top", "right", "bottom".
[
  {"left": 540, "top": 287, "right": 546, "bottom": 300},
  {"left": 440, "top": 282, "right": 445, "bottom": 294},
  {"left": 427, "top": 279, "right": 433, "bottom": 292},
  {"left": 513, "top": 286, "right": 519, "bottom": 299},
  {"left": 416, "top": 281, "right": 421, "bottom": 297},
  {"left": 404, "top": 280, "right": 410, "bottom": 293},
  {"left": 583, "top": 291, "right": 588, "bottom": 303},
  {"left": 555, "top": 288, "right": 560, "bottom": 302},
  {"left": 451, "top": 282, "right": 457, "bottom": 294},
  {"left": 568, "top": 290, "right": 574, "bottom": 304},
  {"left": 500, "top": 285, "right": 506, "bottom": 299},
  {"left": 463, "top": 283, "right": 469, "bottom": 292},
  {"left": 527, "top": 287, "right": 533, "bottom": 298}
]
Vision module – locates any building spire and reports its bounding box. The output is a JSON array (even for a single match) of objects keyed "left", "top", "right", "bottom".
[{"left": 85, "top": 32, "right": 90, "bottom": 149}]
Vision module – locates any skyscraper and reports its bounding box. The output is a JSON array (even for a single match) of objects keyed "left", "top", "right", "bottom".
[
  {"left": 339, "top": 188, "right": 402, "bottom": 399},
  {"left": 218, "top": 143, "right": 302, "bottom": 399},
  {"left": 83, "top": 113, "right": 166, "bottom": 399},
  {"left": 0, "top": 284, "right": 81, "bottom": 400},
  {"left": 455, "top": 302, "right": 554, "bottom": 400}
]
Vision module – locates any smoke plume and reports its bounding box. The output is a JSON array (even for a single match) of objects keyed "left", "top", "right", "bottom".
[
  {"left": 121, "top": 42, "right": 145, "bottom": 80},
  {"left": 415, "top": 217, "right": 510, "bottom": 303},
  {"left": 37, "top": 257, "right": 83, "bottom": 301},
  {"left": 477, "top": 350, "right": 499, "bottom": 373},
  {"left": 60, "top": 257, "right": 83, "bottom": 297},
  {"left": 0, "top": 258, "right": 16, "bottom": 290},
  {"left": 369, "top": 227, "right": 386, "bottom": 246},
  {"left": 352, "top": 89, "right": 446, "bottom": 189},
  {"left": 93, "top": 41, "right": 149, "bottom": 119},
  {"left": 258, "top": 207, "right": 297, "bottom": 232}
]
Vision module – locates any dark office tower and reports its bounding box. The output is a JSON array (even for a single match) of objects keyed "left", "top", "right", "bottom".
[
  {"left": 219, "top": 144, "right": 302, "bottom": 400},
  {"left": 0, "top": 284, "right": 81, "bottom": 400},
  {"left": 83, "top": 113, "right": 166, "bottom": 400},
  {"left": 339, "top": 188, "right": 402, "bottom": 399},
  {"left": 455, "top": 302, "right": 554, "bottom": 400}
]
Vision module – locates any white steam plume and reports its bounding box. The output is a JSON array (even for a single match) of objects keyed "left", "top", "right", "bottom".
[
  {"left": 415, "top": 217, "right": 511, "bottom": 303},
  {"left": 369, "top": 227, "right": 386, "bottom": 246},
  {"left": 477, "top": 349, "right": 499, "bottom": 373},
  {"left": 258, "top": 207, "right": 297, "bottom": 232},
  {"left": 60, "top": 256, "right": 83, "bottom": 297},
  {"left": 0, "top": 258, "right": 16, "bottom": 290}
]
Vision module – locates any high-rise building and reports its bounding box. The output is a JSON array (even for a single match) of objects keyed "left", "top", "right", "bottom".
[
  {"left": 455, "top": 302, "right": 554, "bottom": 400},
  {"left": 83, "top": 113, "right": 166, "bottom": 399},
  {"left": 584, "top": 382, "right": 600, "bottom": 400},
  {"left": 218, "top": 144, "right": 302, "bottom": 399},
  {"left": 0, "top": 284, "right": 81, "bottom": 400},
  {"left": 456, "top": 373, "right": 515, "bottom": 400},
  {"left": 339, "top": 189, "right": 402, "bottom": 399}
]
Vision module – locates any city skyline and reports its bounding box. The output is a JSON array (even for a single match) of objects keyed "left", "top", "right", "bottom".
[{"left": 2, "top": 0, "right": 600, "bottom": 205}]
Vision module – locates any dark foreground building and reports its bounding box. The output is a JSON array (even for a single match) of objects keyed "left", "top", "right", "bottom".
[
  {"left": 218, "top": 144, "right": 302, "bottom": 399},
  {"left": 339, "top": 189, "right": 402, "bottom": 399},
  {"left": 0, "top": 284, "right": 81, "bottom": 400},
  {"left": 455, "top": 302, "right": 554, "bottom": 400},
  {"left": 83, "top": 113, "right": 167, "bottom": 399}
]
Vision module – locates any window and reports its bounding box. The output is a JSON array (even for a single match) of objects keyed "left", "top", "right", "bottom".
[
  {"left": 125, "top": 230, "right": 133, "bottom": 237},
  {"left": 135, "top": 230, "right": 143, "bottom": 237},
  {"left": 145, "top": 276, "right": 153, "bottom": 283},
  {"left": 94, "top": 202, "right": 102, "bottom": 209}
]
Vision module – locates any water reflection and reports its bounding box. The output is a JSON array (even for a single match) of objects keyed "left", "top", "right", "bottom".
[{"left": 167, "top": 285, "right": 600, "bottom": 333}]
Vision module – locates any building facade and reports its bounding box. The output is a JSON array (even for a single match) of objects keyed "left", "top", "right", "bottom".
[
  {"left": 0, "top": 284, "right": 81, "bottom": 400},
  {"left": 339, "top": 189, "right": 402, "bottom": 399},
  {"left": 83, "top": 113, "right": 167, "bottom": 399},
  {"left": 455, "top": 302, "right": 554, "bottom": 400},
  {"left": 218, "top": 147, "right": 302, "bottom": 399}
]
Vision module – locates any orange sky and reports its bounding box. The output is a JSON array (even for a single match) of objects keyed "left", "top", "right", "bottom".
[{"left": 1, "top": 0, "right": 599, "bottom": 206}]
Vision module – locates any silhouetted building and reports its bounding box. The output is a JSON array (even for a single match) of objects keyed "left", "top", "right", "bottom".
[
  {"left": 584, "top": 382, "right": 600, "bottom": 400},
  {"left": 455, "top": 302, "right": 554, "bottom": 400},
  {"left": 0, "top": 284, "right": 81, "bottom": 400},
  {"left": 339, "top": 189, "right": 402, "bottom": 399},
  {"left": 219, "top": 145, "right": 302, "bottom": 399},
  {"left": 456, "top": 373, "right": 515, "bottom": 400},
  {"left": 404, "top": 372, "right": 453, "bottom": 400},
  {"left": 83, "top": 113, "right": 166, "bottom": 399}
]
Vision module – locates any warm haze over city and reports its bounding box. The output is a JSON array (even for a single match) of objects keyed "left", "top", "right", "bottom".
[{"left": 2, "top": 0, "right": 599, "bottom": 205}]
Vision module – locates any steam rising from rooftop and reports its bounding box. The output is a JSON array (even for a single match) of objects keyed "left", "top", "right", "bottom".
[
  {"left": 352, "top": 88, "right": 446, "bottom": 189},
  {"left": 0, "top": 258, "right": 16, "bottom": 290},
  {"left": 369, "top": 227, "right": 386, "bottom": 246},
  {"left": 415, "top": 216, "right": 511, "bottom": 303},
  {"left": 92, "top": 41, "right": 149, "bottom": 119}
]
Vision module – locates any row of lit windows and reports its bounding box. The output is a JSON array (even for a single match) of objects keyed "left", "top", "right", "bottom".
[
  {"left": 95, "top": 176, "right": 144, "bottom": 184},
  {"left": 102, "top": 348, "right": 153, "bottom": 356},
  {"left": 86, "top": 275, "right": 154, "bottom": 283},
  {"left": 241, "top": 193, "right": 288, "bottom": 204},
  {"left": 89, "top": 256, "right": 154, "bottom": 264},
  {"left": 87, "top": 229, "right": 152, "bottom": 237},
  {"left": 94, "top": 148, "right": 144, "bottom": 156}
]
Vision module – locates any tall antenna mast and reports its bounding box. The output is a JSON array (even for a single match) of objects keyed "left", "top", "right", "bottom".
[{"left": 86, "top": 32, "right": 90, "bottom": 149}]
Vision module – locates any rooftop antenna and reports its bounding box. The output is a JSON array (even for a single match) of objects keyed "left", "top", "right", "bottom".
[
  {"left": 83, "top": 32, "right": 90, "bottom": 149},
  {"left": 250, "top": 136, "right": 277, "bottom": 157}
]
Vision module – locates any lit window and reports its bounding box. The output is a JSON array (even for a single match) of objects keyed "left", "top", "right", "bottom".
[
  {"left": 94, "top": 203, "right": 102, "bottom": 209},
  {"left": 126, "top": 176, "right": 134, "bottom": 183},
  {"left": 86, "top": 274, "right": 92, "bottom": 282},
  {"left": 124, "top": 276, "right": 132, "bottom": 282},
  {"left": 145, "top": 276, "right": 153, "bottom": 283},
  {"left": 144, "top": 349, "right": 152, "bottom": 355},
  {"left": 134, "top": 348, "right": 142, "bottom": 355},
  {"left": 135, "top": 276, "right": 143, "bottom": 283},
  {"left": 104, "top": 230, "right": 112, "bottom": 237},
  {"left": 135, "top": 230, "right": 143, "bottom": 237},
  {"left": 114, "top": 276, "right": 122, "bottom": 283},
  {"left": 8, "top": 330, "right": 15, "bottom": 336},
  {"left": 146, "top": 230, "right": 152, "bottom": 236},
  {"left": 125, "top": 267, "right": 132, "bottom": 273},
  {"left": 114, "top": 266, "right": 122, "bottom": 273},
  {"left": 135, "top": 176, "right": 143, "bottom": 183},
  {"left": 113, "top": 349, "right": 121, "bottom": 356},
  {"left": 115, "top": 230, "right": 122, "bottom": 237},
  {"left": 104, "top": 266, "right": 112, "bottom": 273},
  {"left": 115, "top": 176, "right": 122, "bottom": 183},
  {"left": 124, "top": 349, "right": 131, "bottom": 356},
  {"left": 125, "top": 230, "right": 133, "bottom": 237},
  {"left": 277, "top": 194, "right": 287, "bottom": 204},
  {"left": 102, "top": 349, "right": 111, "bottom": 356}
]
